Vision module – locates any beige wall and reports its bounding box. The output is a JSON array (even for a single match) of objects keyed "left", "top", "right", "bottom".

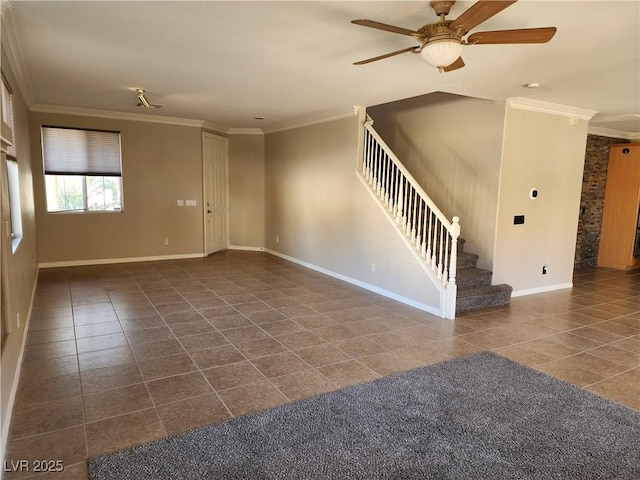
[
  {"left": 493, "top": 106, "right": 589, "bottom": 293},
  {"left": 29, "top": 113, "right": 205, "bottom": 264},
  {"left": 229, "top": 134, "right": 265, "bottom": 248},
  {"left": 1, "top": 49, "right": 38, "bottom": 452},
  {"left": 368, "top": 93, "right": 505, "bottom": 270},
  {"left": 265, "top": 116, "right": 441, "bottom": 310}
]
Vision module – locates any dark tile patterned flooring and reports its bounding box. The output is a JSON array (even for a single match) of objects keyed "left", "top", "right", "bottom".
[{"left": 3, "top": 251, "right": 639, "bottom": 479}]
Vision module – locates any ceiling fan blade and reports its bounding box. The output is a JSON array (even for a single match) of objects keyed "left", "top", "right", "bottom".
[
  {"left": 467, "top": 27, "right": 557, "bottom": 44},
  {"left": 449, "top": 1, "right": 518, "bottom": 35},
  {"left": 351, "top": 19, "right": 418, "bottom": 37},
  {"left": 353, "top": 46, "right": 420, "bottom": 65},
  {"left": 442, "top": 57, "right": 465, "bottom": 72}
]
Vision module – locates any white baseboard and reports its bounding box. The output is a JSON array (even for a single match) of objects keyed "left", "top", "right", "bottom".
[
  {"left": 228, "top": 245, "right": 266, "bottom": 252},
  {"left": 265, "top": 249, "right": 440, "bottom": 316},
  {"left": 511, "top": 282, "right": 573, "bottom": 297},
  {"left": 39, "top": 253, "right": 205, "bottom": 269}
]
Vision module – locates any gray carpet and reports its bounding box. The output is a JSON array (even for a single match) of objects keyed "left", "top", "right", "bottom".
[{"left": 89, "top": 352, "right": 640, "bottom": 479}]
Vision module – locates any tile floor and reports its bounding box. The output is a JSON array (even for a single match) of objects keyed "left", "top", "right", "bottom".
[{"left": 3, "top": 251, "right": 639, "bottom": 479}]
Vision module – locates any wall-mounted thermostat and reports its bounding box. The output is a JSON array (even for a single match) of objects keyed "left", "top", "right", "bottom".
[{"left": 530, "top": 188, "right": 538, "bottom": 199}]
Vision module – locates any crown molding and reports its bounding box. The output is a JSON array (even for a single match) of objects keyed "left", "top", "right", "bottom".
[
  {"left": 587, "top": 126, "right": 640, "bottom": 141},
  {"left": 30, "top": 103, "right": 231, "bottom": 130},
  {"left": 1, "top": 6, "right": 35, "bottom": 106},
  {"left": 591, "top": 113, "right": 640, "bottom": 124},
  {"left": 227, "top": 128, "right": 264, "bottom": 135},
  {"left": 588, "top": 114, "right": 640, "bottom": 140},
  {"left": 507, "top": 97, "right": 598, "bottom": 120},
  {"left": 28, "top": 103, "right": 360, "bottom": 135},
  {"left": 262, "top": 108, "right": 357, "bottom": 134}
]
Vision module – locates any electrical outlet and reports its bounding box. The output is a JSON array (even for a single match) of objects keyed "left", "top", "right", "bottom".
[
  {"left": 17, "top": 312, "right": 20, "bottom": 328},
  {"left": 371, "top": 263, "right": 376, "bottom": 272},
  {"left": 542, "top": 265, "right": 547, "bottom": 275},
  {"left": 276, "top": 236, "right": 279, "bottom": 244},
  {"left": 177, "top": 200, "right": 184, "bottom": 207},
  {"left": 163, "top": 236, "right": 169, "bottom": 245}
]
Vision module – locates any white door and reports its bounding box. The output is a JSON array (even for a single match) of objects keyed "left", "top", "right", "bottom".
[{"left": 202, "top": 133, "right": 229, "bottom": 255}]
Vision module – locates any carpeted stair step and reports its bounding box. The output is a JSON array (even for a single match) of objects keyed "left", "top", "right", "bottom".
[
  {"left": 456, "top": 267, "right": 493, "bottom": 288},
  {"left": 457, "top": 251, "right": 478, "bottom": 270},
  {"left": 456, "top": 284, "right": 513, "bottom": 313}
]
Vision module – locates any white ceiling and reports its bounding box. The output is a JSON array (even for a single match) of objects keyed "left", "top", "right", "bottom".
[{"left": 3, "top": 0, "right": 640, "bottom": 136}]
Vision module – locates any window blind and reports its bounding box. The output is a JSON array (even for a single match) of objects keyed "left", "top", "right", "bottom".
[
  {"left": 2, "top": 73, "right": 16, "bottom": 157},
  {"left": 42, "top": 126, "right": 122, "bottom": 176}
]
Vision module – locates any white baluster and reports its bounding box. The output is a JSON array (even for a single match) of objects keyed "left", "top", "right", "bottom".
[
  {"left": 375, "top": 146, "right": 384, "bottom": 197},
  {"left": 426, "top": 211, "right": 433, "bottom": 261},
  {"left": 380, "top": 152, "right": 387, "bottom": 204},
  {"left": 391, "top": 165, "right": 398, "bottom": 216},
  {"left": 384, "top": 155, "right": 392, "bottom": 208},
  {"left": 421, "top": 203, "right": 427, "bottom": 257},
  {"left": 395, "top": 176, "right": 403, "bottom": 224},
  {"left": 371, "top": 138, "right": 376, "bottom": 183},
  {"left": 404, "top": 182, "right": 413, "bottom": 238},
  {"left": 381, "top": 153, "right": 388, "bottom": 205},
  {"left": 438, "top": 223, "right": 445, "bottom": 278},
  {"left": 411, "top": 190, "right": 418, "bottom": 245},
  {"left": 364, "top": 130, "right": 371, "bottom": 179},
  {"left": 431, "top": 218, "right": 438, "bottom": 270},
  {"left": 403, "top": 179, "right": 409, "bottom": 230},
  {"left": 442, "top": 232, "right": 450, "bottom": 286}
]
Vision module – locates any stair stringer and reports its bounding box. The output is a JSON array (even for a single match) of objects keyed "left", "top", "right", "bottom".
[{"left": 355, "top": 169, "right": 455, "bottom": 318}]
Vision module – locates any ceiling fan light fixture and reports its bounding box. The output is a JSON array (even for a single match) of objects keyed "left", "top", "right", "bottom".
[{"left": 420, "top": 39, "right": 463, "bottom": 70}]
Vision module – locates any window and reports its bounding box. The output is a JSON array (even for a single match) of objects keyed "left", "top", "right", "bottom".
[
  {"left": 2, "top": 73, "right": 21, "bottom": 252},
  {"left": 6, "top": 158, "right": 22, "bottom": 252},
  {"left": 41, "top": 126, "right": 123, "bottom": 213},
  {"left": 1, "top": 73, "right": 15, "bottom": 157}
]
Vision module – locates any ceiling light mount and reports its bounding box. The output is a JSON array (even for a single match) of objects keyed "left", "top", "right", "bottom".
[
  {"left": 134, "top": 88, "right": 163, "bottom": 109},
  {"left": 136, "top": 89, "right": 150, "bottom": 108},
  {"left": 429, "top": 1, "right": 456, "bottom": 18}
]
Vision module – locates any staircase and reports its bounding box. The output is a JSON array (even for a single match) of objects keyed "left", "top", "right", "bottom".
[
  {"left": 357, "top": 112, "right": 512, "bottom": 317},
  {"left": 455, "top": 238, "right": 512, "bottom": 314}
]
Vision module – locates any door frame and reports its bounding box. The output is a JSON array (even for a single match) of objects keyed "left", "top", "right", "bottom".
[{"left": 202, "top": 132, "right": 230, "bottom": 256}]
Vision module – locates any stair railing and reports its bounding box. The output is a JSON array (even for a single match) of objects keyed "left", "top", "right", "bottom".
[{"left": 357, "top": 116, "right": 460, "bottom": 318}]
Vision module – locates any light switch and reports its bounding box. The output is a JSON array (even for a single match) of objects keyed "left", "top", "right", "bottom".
[
  {"left": 177, "top": 200, "right": 184, "bottom": 207},
  {"left": 186, "top": 200, "right": 197, "bottom": 207}
]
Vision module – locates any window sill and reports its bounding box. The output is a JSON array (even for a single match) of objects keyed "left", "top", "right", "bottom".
[{"left": 46, "top": 209, "right": 124, "bottom": 215}]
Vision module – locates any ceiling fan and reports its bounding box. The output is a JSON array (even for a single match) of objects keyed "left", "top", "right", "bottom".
[
  {"left": 352, "top": 0, "right": 557, "bottom": 72},
  {"left": 135, "top": 89, "right": 163, "bottom": 109}
]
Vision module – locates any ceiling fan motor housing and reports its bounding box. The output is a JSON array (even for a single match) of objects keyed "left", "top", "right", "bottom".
[{"left": 415, "top": 21, "right": 462, "bottom": 45}]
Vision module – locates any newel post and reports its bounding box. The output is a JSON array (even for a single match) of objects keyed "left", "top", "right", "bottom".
[
  {"left": 448, "top": 216, "right": 460, "bottom": 286},
  {"left": 444, "top": 216, "right": 460, "bottom": 319},
  {"left": 355, "top": 106, "right": 368, "bottom": 173}
]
